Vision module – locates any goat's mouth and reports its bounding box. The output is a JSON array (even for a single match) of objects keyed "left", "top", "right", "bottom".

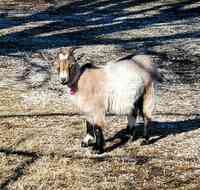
[
  {"left": 60, "top": 77, "right": 71, "bottom": 86},
  {"left": 60, "top": 80, "right": 74, "bottom": 89},
  {"left": 67, "top": 81, "right": 73, "bottom": 87},
  {"left": 60, "top": 80, "right": 68, "bottom": 85}
]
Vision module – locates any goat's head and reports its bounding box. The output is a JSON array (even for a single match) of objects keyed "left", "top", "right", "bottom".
[{"left": 54, "top": 47, "right": 80, "bottom": 86}]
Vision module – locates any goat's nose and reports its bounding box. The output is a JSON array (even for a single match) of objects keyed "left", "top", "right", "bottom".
[{"left": 60, "top": 77, "right": 66, "bottom": 84}]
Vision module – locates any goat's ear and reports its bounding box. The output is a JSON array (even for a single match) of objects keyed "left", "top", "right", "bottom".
[
  {"left": 68, "top": 47, "right": 76, "bottom": 54},
  {"left": 76, "top": 53, "right": 85, "bottom": 62},
  {"left": 40, "top": 52, "right": 55, "bottom": 65}
]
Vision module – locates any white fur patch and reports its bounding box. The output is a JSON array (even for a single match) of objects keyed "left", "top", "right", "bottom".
[
  {"left": 105, "top": 61, "right": 144, "bottom": 115},
  {"left": 83, "top": 134, "right": 95, "bottom": 144}
]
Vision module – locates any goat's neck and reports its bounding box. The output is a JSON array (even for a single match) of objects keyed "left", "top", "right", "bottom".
[
  {"left": 67, "top": 64, "right": 87, "bottom": 94},
  {"left": 67, "top": 65, "right": 80, "bottom": 89},
  {"left": 68, "top": 63, "right": 97, "bottom": 94}
]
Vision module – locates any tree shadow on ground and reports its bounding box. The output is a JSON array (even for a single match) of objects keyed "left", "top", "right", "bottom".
[
  {"left": 0, "top": 112, "right": 81, "bottom": 118},
  {"left": 0, "top": 0, "right": 199, "bottom": 89},
  {"left": 0, "top": 144, "right": 151, "bottom": 189},
  {"left": 0, "top": 116, "right": 199, "bottom": 189},
  {"left": 0, "top": 0, "right": 199, "bottom": 54},
  {"left": 0, "top": 149, "right": 39, "bottom": 190},
  {"left": 105, "top": 117, "right": 200, "bottom": 152},
  {"left": 15, "top": 53, "right": 51, "bottom": 89}
]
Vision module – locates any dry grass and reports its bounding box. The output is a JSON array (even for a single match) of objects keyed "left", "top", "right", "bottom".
[
  {"left": 0, "top": 0, "right": 200, "bottom": 189},
  {"left": 0, "top": 90, "right": 200, "bottom": 189}
]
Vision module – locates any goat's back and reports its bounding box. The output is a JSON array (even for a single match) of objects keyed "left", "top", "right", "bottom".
[
  {"left": 132, "top": 55, "right": 162, "bottom": 82},
  {"left": 74, "top": 55, "right": 158, "bottom": 116}
]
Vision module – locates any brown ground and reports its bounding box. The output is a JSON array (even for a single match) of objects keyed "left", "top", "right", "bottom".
[{"left": 0, "top": 0, "right": 200, "bottom": 189}]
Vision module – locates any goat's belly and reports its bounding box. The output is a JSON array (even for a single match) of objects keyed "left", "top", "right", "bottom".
[
  {"left": 106, "top": 85, "right": 144, "bottom": 115},
  {"left": 107, "top": 101, "right": 133, "bottom": 115}
]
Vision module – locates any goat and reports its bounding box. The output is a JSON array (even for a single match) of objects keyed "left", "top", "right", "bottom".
[{"left": 54, "top": 48, "right": 162, "bottom": 154}]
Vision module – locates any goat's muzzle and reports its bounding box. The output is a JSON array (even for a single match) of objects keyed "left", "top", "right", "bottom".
[{"left": 60, "top": 77, "right": 68, "bottom": 85}]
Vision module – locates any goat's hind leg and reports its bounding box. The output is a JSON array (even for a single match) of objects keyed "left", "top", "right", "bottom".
[
  {"left": 141, "top": 84, "right": 154, "bottom": 145},
  {"left": 81, "top": 120, "right": 96, "bottom": 148},
  {"left": 141, "top": 115, "right": 151, "bottom": 145},
  {"left": 127, "top": 96, "right": 143, "bottom": 141},
  {"left": 127, "top": 110, "right": 137, "bottom": 141}
]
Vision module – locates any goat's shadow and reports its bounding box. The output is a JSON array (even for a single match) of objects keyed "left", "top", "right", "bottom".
[{"left": 105, "top": 117, "right": 200, "bottom": 152}]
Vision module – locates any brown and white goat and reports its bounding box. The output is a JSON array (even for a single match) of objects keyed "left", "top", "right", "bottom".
[{"left": 54, "top": 48, "right": 161, "bottom": 154}]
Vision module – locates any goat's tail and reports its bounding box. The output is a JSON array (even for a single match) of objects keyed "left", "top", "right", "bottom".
[{"left": 131, "top": 54, "right": 163, "bottom": 83}]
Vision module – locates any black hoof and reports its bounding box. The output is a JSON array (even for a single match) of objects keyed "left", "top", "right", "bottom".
[
  {"left": 92, "top": 144, "right": 104, "bottom": 154},
  {"left": 132, "top": 135, "right": 137, "bottom": 142},
  {"left": 96, "top": 148, "right": 104, "bottom": 154},
  {"left": 81, "top": 141, "right": 89, "bottom": 148},
  {"left": 141, "top": 139, "right": 149, "bottom": 146}
]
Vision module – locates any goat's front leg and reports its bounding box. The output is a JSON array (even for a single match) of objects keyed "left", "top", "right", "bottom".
[
  {"left": 93, "top": 124, "right": 105, "bottom": 154},
  {"left": 81, "top": 120, "right": 96, "bottom": 148}
]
